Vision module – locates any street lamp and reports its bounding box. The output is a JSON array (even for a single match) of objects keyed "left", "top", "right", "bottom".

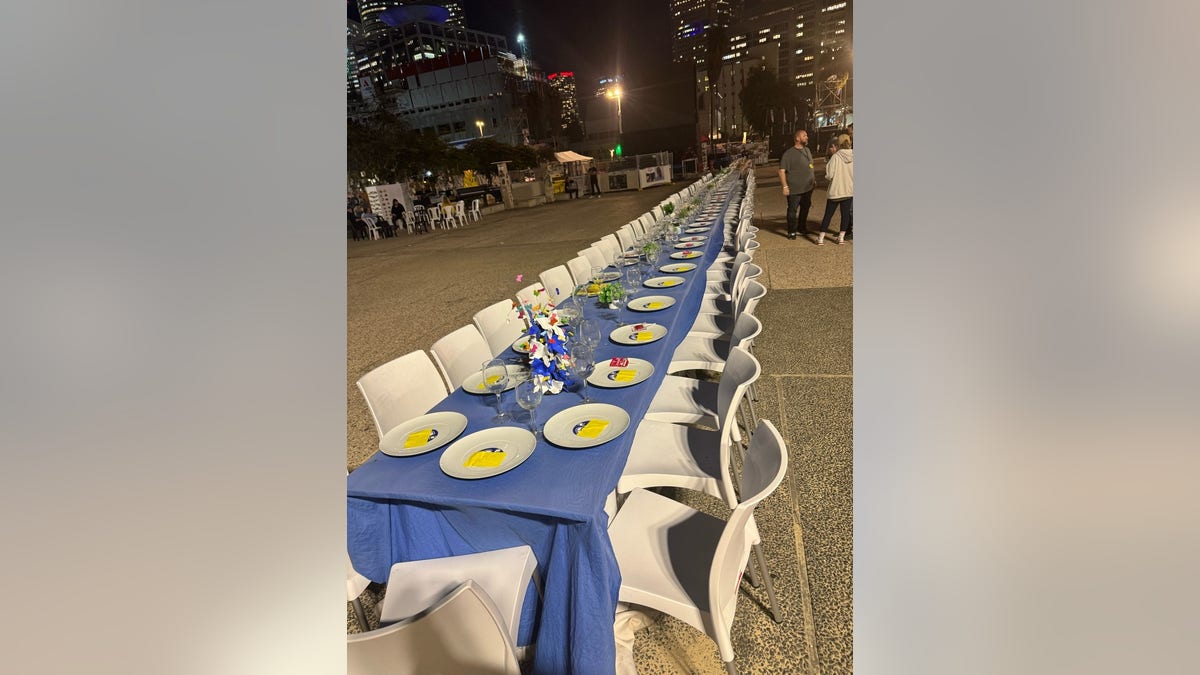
[
  {"left": 475, "top": 120, "right": 484, "bottom": 137},
  {"left": 605, "top": 86, "right": 623, "bottom": 135}
]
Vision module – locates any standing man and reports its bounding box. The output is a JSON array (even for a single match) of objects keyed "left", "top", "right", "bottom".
[
  {"left": 588, "top": 165, "right": 602, "bottom": 197},
  {"left": 779, "top": 129, "right": 815, "bottom": 240}
]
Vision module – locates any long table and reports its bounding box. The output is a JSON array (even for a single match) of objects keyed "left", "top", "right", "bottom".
[{"left": 348, "top": 175, "right": 743, "bottom": 674}]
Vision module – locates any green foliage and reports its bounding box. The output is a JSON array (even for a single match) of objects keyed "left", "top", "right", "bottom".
[
  {"left": 739, "top": 67, "right": 805, "bottom": 134},
  {"left": 597, "top": 282, "right": 626, "bottom": 305}
]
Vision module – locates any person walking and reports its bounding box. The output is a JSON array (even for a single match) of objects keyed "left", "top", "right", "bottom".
[
  {"left": 778, "top": 129, "right": 815, "bottom": 240},
  {"left": 816, "top": 135, "right": 853, "bottom": 245}
]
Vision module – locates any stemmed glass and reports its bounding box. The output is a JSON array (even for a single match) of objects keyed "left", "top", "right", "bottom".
[
  {"left": 515, "top": 378, "right": 543, "bottom": 436},
  {"left": 576, "top": 318, "right": 601, "bottom": 352},
  {"left": 624, "top": 264, "right": 643, "bottom": 299},
  {"left": 566, "top": 347, "right": 596, "bottom": 403},
  {"left": 481, "top": 358, "right": 510, "bottom": 421}
]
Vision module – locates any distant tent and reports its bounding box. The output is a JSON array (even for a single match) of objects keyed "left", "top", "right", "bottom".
[{"left": 554, "top": 151, "right": 593, "bottom": 163}]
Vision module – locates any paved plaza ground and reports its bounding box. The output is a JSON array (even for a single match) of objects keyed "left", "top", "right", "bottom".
[{"left": 346, "top": 166, "right": 853, "bottom": 674}]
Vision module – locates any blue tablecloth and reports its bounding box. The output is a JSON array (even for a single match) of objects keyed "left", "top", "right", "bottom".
[{"left": 348, "top": 177, "right": 742, "bottom": 674}]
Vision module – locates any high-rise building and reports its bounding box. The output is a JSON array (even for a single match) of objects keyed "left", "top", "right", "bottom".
[
  {"left": 347, "top": 19, "right": 363, "bottom": 99},
  {"left": 441, "top": 2, "right": 465, "bottom": 28},
  {"left": 690, "top": 0, "right": 852, "bottom": 141},
  {"left": 355, "top": 0, "right": 402, "bottom": 37},
  {"left": 548, "top": 72, "right": 579, "bottom": 129},
  {"left": 669, "top": 0, "right": 741, "bottom": 69}
]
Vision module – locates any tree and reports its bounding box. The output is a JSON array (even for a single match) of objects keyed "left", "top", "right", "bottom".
[
  {"left": 739, "top": 67, "right": 805, "bottom": 136},
  {"left": 347, "top": 105, "right": 434, "bottom": 188}
]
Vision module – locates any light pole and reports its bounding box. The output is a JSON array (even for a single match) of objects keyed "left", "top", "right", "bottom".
[
  {"left": 606, "top": 86, "right": 623, "bottom": 135},
  {"left": 475, "top": 120, "right": 485, "bottom": 138}
]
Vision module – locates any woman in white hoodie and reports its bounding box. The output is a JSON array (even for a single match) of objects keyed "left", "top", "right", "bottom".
[{"left": 817, "top": 134, "right": 853, "bottom": 245}]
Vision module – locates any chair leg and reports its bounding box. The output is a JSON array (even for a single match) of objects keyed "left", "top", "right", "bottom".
[
  {"left": 746, "top": 393, "right": 760, "bottom": 429},
  {"left": 351, "top": 598, "right": 371, "bottom": 632},
  {"left": 752, "top": 544, "right": 783, "bottom": 623},
  {"left": 744, "top": 554, "right": 761, "bottom": 588},
  {"left": 725, "top": 660, "right": 739, "bottom": 675}
]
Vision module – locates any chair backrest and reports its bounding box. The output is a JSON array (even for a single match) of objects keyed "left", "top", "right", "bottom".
[
  {"left": 616, "top": 226, "right": 636, "bottom": 253},
  {"left": 378, "top": 545, "right": 537, "bottom": 649},
  {"left": 347, "top": 580, "right": 520, "bottom": 675},
  {"left": 356, "top": 350, "right": 449, "bottom": 439},
  {"left": 430, "top": 324, "right": 494, "bottom": 390},
  {"left": 455, "top": 200, "right": 466, "bottom": 217},
  {"left": 579, "top": 247, "right": 607, "bottom": 271},
  {"left": 565, "top": 256, "right": 593, "bottom": 289},
  {"left": 734, "top": 279, "right": 767, "bottom": 319},
  {"left": 515, "top": 282, "right": 548, "bottom": 311},
  {"left": 730, "top": 263, "right": 763, "bottom": 306},
  {"left": 651, "top": 205, "right": 663, "bottom": 221},
  {"left": 599, "top": 234, "right": 621, "bottom": 261},
  {"left": 470, "top": 199, "right": 481, "bottom": 212},
  {"left": 427, "top": 206, "right": 442, "bottom": 222},
  {"left": 347, "top": 552, "right": 370, "bottom": 603},
  {"left": 709, "top": 420, "right": 788, "bottom": 632},
  {"left": 538, "top": 265, "right": 575, "bottom": 307},
  {"left": 472, "top": 299, "right": 526, "bottom": 357},
  {"left": 714, "top": 347, "right": 762, "bottom": 506},
  {"left": 729, "top": 313, "right": 763, "bottom": 352}
]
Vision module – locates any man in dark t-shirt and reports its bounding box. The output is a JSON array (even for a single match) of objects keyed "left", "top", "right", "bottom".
[{"left": 778, "top": 129, "right": 815, "bottom": 240}]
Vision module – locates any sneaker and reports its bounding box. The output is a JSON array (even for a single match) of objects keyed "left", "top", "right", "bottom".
[
  {"left": 816, "top": 232, "right": 825, "bottom": 246},
  {"left": 787, "top": 233, "right": 797, "bottom": 240},
  {"left": 837, "top": 232, "right": 845, "bottom": 244}
]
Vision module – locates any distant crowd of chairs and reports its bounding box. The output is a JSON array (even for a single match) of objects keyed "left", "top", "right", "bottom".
[{"left": 350, "top": 199, "right": 484, "bottom": 241}]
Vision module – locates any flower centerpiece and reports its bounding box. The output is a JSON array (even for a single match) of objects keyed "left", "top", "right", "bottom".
[
  {"left": 661, "top": 202, "right": 675, "bottom": 216},
  {"left": 640, "top": 240, "right": 660, "bottom": 261},
  {"left": 512, "top": 286, "right": 572, "bottom": 394}
]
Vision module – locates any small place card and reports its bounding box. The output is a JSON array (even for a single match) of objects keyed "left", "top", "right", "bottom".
[
  {"left": 609, "top": 357, "right": 629, "bottom": 367},
  {"left": 634, "top": 332, "right": 654, "bottom": 342},
  {"left": 614, "top": 370, "right": 638, "bottom": 382},
  {"left": 646, "top": 302, "right": 664, "bottom": 309}
]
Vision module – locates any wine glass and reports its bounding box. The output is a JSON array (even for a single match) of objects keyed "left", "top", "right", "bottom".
[
  {"left": 576, "top": 318, "right": 601, "bottom": 350},
  {"left": 515, "top": 378, "right": 543, "bottom": 436},
  {"left": 624, "top": 264, "right": 643, "bottom": 298},
  {"left": 481, "top": 358, "right": 510, "bottom": 421},
  {"left": 566, "top": 348, "right": 596, "bottom": 403}
]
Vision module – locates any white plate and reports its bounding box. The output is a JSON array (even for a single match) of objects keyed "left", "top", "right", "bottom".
[
  {"left": 659, "top": 262, "right": 697, "bottom": 273},
  {"left": 597, "top": 271, "right": 622, "bottom": 282},
  {"left": 588, "top": 358, "right": 655, "bottom": 388},
  {"left": 670, "top": 250, "right": 703, "bottom": 260},
  {"left": 380, "top": 411, "right": 469, "bottom": 457},
  {"left": 461, "top": 364, "right": 527, "bottom": 395},
  {"left": 644, "top": 276, "right": 685, "bottom": 289},
  {"left": 674, "top": 241, "right": 704, "bottom": 249},
  {"left": 685, "top": 227, "right": 711, "bottom": 234},
  {"left": 439, "top": 427, "right": 537, "bottom": 479},
  {"left": 628, "top": 295, "right": 677, "bottom": 312},
  {"left": 542, "top": 403, "right": 631, "bottom": 449},
  {"left": 679, "top": 235, "right": 708, "bottom": 242},
  {"left": 609, "top": 322, "right": 668, "bottom": 345},
  {"left": 511, "top": 335, "right": 533, "bottom": 354}
]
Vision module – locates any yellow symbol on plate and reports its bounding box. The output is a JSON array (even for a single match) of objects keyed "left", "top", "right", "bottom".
[
  {"left": 575, "top": 419, "right": 610, "bottom": 438},
  {"left": 464, "top": 448, "right": 506, "bottom": 468},
  {"left": 404, "top": 428, "right": 434, "bottom": 448},
  {"left": 614, "top": 370, "right": 638, "bottom": 382},
  {"left": 634, "top": 331, "right": 654, "bottom": 342},
  {"left": 646, "top": 302, "right": 663, "bottom": 309}
]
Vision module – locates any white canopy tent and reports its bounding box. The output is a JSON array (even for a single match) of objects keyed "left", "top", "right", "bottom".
[{"left": 554, "top": 150, "right": 593, "bottom": 163}]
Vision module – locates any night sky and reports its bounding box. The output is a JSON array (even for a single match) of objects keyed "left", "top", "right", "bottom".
[{"left": 349, "top": 1, "right": 678, "bottom": 91}]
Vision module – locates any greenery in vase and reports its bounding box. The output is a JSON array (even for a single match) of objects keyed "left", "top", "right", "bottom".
[
  {"left": 597, "top": 282, "right": 626, "bottom": 305},
  {"left": 640, "top": 241, "right": 660, "bottom": 258},
  {"left": 661, "top": 202, "right": 675, "bottom": 215}
]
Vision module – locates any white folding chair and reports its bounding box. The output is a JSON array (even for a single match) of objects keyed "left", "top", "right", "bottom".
[
  {"left": 598, "top": 234, "right": 621, "bottom": 263},
  {"left": 360, "top": 214, "right": 382, "bottom": 241},
  {"left": 426, "top": 205, "right": 444, "bottom": 230},
  {"left": 608, "top": 419, "right": 788, "bottom": 675},
  {"left": 453, "top": 200, "right": 468, "bottom": 227},
  {"left": 667, "top": 313, "right": 762, "bottom": 375},
  {"left": 357, "top": 350, "right": 450, "bottom": 440},
  {"left": 377, "top": 545, "right": 538, "bottom": 649},
  {"left": 473, "top": 299, "right": 527, "bottom": 357},
  {"left": 701, "top": 264, "right": 763, "bottom": 311},
  {"left": 430, "top": 324, "right": 494, "bottom": 390},
  {"left": 469, "top": 198, "right": 482, "bottom": 222},
  {"left": 515, "top": 283, "right": 548, "bottom": 311},
  {"left": 579, "top": 247, "right": 608, "bottom": 272},
  {"left": 539, "top": 265, "right": 575, "bottom": 307},
  {"left": 348, "top": 580, "right": 520, "bottom": 675},
  {"left": 565, "top": 255, "right": 593, "bottom": 289}
]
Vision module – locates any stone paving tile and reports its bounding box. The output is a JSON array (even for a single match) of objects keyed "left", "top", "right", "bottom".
[{"left": 754, "top": 288, "right": 853, "bottom": 377}]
